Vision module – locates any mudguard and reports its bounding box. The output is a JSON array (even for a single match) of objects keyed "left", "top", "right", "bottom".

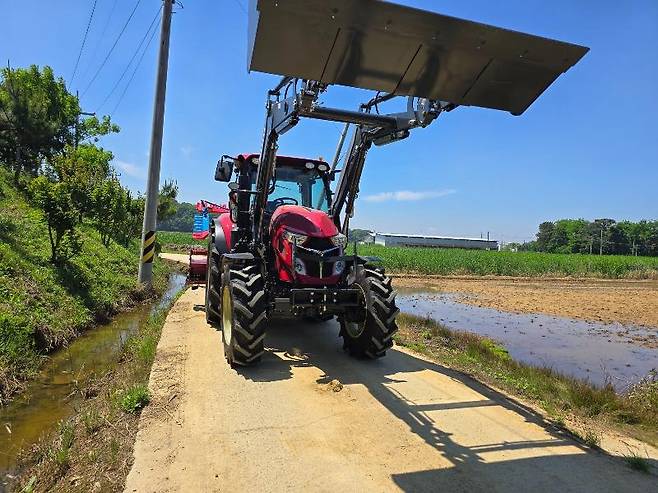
[{"left": 211, "top": 217, "right": 230, "bottom": 255}]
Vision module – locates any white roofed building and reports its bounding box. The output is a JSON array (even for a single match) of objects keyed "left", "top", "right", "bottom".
[{"left": 372, "top": 232, "right": 498, "bottom": 250}]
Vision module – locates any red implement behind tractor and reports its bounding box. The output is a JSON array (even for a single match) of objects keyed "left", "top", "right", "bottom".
[{"left": 195, "top": 0, "right": 587, "bottom": 366}]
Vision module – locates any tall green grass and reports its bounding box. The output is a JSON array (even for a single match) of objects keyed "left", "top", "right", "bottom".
[
  {"left": 358, "top": 244, "right": 658, "bottom": 279},
  {"left": 158, "top": 230, "right": 205, "bottom": 248}
]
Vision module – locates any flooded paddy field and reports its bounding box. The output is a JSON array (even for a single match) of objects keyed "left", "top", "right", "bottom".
[
  {"left": 0, "top": 273, "right": 186, "bottom": 480},
  {"left": 396, "top": 278, "right": 658, "bottom": 391}
]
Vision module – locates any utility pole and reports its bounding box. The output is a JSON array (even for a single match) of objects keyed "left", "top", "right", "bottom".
[
  {"left": 138, "top": 0, "right": 174, "bottom": 285},
  {"left": 75, "top": 92, "right": 96, "bottom": 148}
]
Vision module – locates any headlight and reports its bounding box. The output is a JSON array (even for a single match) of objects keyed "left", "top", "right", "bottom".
[
  {"left": 283, "top": 230, "right": 308, "bottom": 245},
  {"left": 330, "top": 233, "right": 347, "bottom": 248}
]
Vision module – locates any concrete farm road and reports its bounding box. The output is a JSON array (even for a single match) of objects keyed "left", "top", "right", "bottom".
[{"left": 125, "top": 266, "right": 654, "bottom": 492}]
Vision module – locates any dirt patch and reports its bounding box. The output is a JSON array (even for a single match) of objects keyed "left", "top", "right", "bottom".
[{"left": 393, "top": 277, "right": 658, "bottom": 334}]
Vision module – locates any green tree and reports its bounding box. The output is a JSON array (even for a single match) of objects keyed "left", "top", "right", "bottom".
[
  {"left": 0, "top": 65, "right": 119, "bottom": 182},
  {"left": 157, "top": 180, "right": 178, "bottom": 223},
  {"left": 49, "top": 144, "right": 114, "bottom": 222},
  {"left": 158, "top": 201, "right": 196, "bottom": 232},
  {"left": 0, "top": 65, "right": 78, "bottom": 180},
  {"left": 535, "top": 221, "right": 555, "bottom": 252},
  {"left": 28, "top": 176, "right": 81, "bottom": 263},
  {"left": 348, "top": 228, "right": 373, "bottom": 243},
  {"left": 90, "top": 176, "right": 128, "bottom": 247}
]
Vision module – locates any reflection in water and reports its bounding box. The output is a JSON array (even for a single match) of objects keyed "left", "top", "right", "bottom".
[
  {"left": 396, "top": 290, "right": 658, "bottom": 392},
  {"left": 0, "top": 273, "right": 186, "bottom": 478}
]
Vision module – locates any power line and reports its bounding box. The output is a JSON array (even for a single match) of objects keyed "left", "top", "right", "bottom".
[
  {"left": 96, "top": 6, "right": 163, "bottom": 113},
  {"left": 70, "top": 0, "right": 99, "bottom": 86},
  {"left": 81, "top": 0, "right": 143, "bottom": 98},
  {"left": 79, "top": 0, "right": 120, "bottom": 84},
  {"left": 232, "top": 0, "right": 247, "bottom": 14},
  {"left": 110, "top": 17, "right": 160, "bottom": 117}
]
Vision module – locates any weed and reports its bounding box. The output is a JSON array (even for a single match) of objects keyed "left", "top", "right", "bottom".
[
  {"left": 82, "top": 408, "right": 101, "bottom": 434},
  {"left": 109, "top": 438, "right": 120, "bottom": 464},
  {"left": 19, "top": 476, "right": 37, "bottom": 493},
  {"left": 582, "top": 429, "right": 601, "bottom": 448},
  {"left": 87, "top": 448, "right": 99, "bottom": 464},
  {"left": 119, "top": 384, "right": 150, "bottom": 414},
  {"left": 48, "top": 420, "right": 75, "bottom": 472},
  {"left": 624, "top": 452, "right": 651, "bottom": 473},
  {"left": 407, "top": 342, "right": 427, "bottom": 353}
]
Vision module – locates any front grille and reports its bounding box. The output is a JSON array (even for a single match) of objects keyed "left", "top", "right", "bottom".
[
  {"left": 305, "top": 259, "right": 334, "bottom": 278},
  {"left": 304, "top": 237, "right": 335, "bottom": 251},
  {"left": 298, "top": 237, "right": 339, "bottom": 278}
]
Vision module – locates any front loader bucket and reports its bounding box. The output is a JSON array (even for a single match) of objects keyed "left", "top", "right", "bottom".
[{"left": 248, "top": 0, "right": 588, "bottom": 115}]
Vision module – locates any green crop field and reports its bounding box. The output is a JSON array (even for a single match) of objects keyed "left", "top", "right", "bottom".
[
  {"left": 160, "top": 231, "right": 658, "bottom": 278},
  {"left": 159, "top": 231, "right": 206, "bottom": 248},
  {"left": 357, "top": 244, "right": 658, "bottom": 279}
]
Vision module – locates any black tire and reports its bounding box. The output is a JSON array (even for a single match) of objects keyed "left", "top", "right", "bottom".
[
  {"left": 339, "top": 266, "right": 399, "bottom": 359},
  {"left": 205, "top": 245, "right": 222, "bottom": 325},
  {"left": 221, "top": 263, "right": 268, "bottom": 366}
]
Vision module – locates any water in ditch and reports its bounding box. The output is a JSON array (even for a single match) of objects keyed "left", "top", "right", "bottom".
[
  {"left": 396, "top": 289, "right": 658, "bottom": 392},
  {"left": 0, "top": 273, "right": 187, "bottom": 481}
]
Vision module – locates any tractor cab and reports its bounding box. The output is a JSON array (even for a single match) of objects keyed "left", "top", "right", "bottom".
[{"left": 234, "top": 154, "right": 332, "bottom": 214}]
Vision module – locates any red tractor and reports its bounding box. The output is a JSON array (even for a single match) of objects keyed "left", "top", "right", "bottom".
[{"left": 200, "top": 0, "right": 587, "bottom": 366}]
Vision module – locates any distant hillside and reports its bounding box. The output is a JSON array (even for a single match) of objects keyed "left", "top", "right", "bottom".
[{"left": 158, "top": 201, "right": 196, "bottom": 232}]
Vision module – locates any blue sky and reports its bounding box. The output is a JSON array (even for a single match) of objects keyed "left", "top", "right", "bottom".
[{"left": 3, "top": 0, "right": 658, "bottom": 242}]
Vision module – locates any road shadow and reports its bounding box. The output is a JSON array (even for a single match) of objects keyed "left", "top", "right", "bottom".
[
  {"left": 233, "top": 318, "right": 657, "bottom": 491},
  {"left": 390, "top": 453, "right": 655, "bottom": 492}
]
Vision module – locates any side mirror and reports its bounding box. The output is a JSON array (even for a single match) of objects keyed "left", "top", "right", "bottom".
[{"left": 215, "top": 155, "right": 235, "bottom": 182}]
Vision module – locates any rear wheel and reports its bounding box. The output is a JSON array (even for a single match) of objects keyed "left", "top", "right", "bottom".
[
  {"left": 221, "top": 263, "right": 268, "bottom": 366},
  {"left": 205, "top": 245, "right": 222, "bottom": 325},
  {"left": 339, "top": 266, "right": 399, "bottom": 358}
]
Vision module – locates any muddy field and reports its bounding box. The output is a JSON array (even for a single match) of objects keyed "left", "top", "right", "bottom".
[{"left": 393, "top": 277, "right": 658, "bottom": 347}]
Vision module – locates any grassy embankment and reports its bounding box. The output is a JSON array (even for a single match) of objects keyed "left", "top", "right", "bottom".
[
  {"left": 359, "top": 244, "right": 658, "bottom": 279},
  {"left": 12, "top": 292, "right": 182, "bottom": 492},
  {"left": 396, "top": 313, "right": 658, "bottom": 455},
  {"left": 0, "top": 172, "right": 167, "bottom": 403}
]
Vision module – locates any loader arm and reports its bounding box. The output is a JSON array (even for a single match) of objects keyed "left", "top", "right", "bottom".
[{"left": 253, "top": 79, "right": 448, "bottom": 242}]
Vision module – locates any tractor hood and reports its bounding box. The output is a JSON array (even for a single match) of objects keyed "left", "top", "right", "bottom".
[{"left": 270, "top": 205, "right": 338, "bottom": 238}]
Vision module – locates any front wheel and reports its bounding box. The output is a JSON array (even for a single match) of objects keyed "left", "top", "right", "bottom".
[
  {"left": 221, "top": 263, "right": 268, "bottom": 366},
  {"left": 339, "top": 266, "right": 399, "bottom": 359}
]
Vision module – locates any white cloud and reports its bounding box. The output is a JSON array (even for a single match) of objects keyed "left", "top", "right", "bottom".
[
  {"left": 180, "top": 145, "right": 194, "bottom": 158},
  {"left": 363, "top": 189, "right": 456, "bottom": 203},
  {"left": 115, "top": 160, "right": 145, "bottom": 178}
]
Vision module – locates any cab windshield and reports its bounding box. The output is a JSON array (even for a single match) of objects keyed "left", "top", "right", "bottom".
[{"left": 266, "top": 167, "right": 330, "bottom": 212}]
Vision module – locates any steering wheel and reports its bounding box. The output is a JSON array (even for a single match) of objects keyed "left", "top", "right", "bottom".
[{"left": 271, "top": 197, "right": 298, "bottom": 207}]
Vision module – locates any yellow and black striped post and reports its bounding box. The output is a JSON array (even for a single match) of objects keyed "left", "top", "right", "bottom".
[{"left": 141, "top": 230, "right": 156, "bottom": 264}]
